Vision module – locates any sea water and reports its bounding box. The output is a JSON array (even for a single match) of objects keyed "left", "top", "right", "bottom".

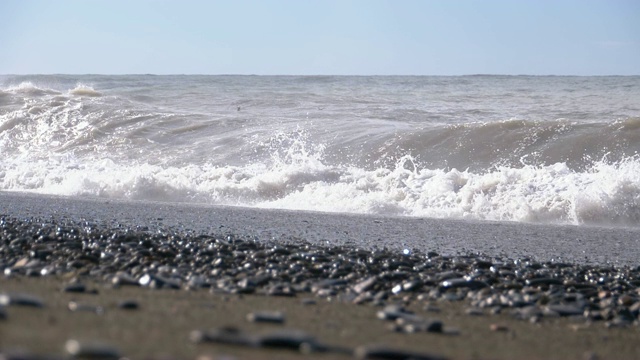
[{"left": 1, "top": 75, "right": 639, "bottom": 227}]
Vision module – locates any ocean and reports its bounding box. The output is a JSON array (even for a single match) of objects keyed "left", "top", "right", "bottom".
[{"left": 1, "top": 74, "right": 639, "bottom": 227}]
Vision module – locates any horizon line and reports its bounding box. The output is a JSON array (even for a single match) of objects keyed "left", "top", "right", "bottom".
[{"left": 2, "top": 73, "right": 639, "bottom": 77}]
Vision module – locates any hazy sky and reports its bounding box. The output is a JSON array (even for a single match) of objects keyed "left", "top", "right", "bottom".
[{"left": 1, "top": 0, "right": 639, "bottom": 75}]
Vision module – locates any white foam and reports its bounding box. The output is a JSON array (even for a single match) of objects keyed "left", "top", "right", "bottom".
[
  {"left": 2, "top": 148, "right": 639, "bottom": 227},
  {"left": 69, "top": 84, "right": 102, "bottom": 97},
  {"left": 5, "top": 82, "right": 61, "bottom": 96}
]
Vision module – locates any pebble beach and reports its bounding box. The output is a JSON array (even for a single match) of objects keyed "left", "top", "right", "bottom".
[{"left": 2, "top": 192, "right": 640, "bottom": 359}]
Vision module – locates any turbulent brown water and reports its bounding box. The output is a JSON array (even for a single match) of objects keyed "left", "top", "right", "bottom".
[{"left": 1, "top": 75, "right": 639, "bottom": 226}]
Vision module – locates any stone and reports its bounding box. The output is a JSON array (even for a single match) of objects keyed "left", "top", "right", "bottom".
[
  {"left": 354, "top": 345, "right": 448, "bottom": 360},
  {"left": 247, "top": 311, "right": 285, "bottom": 324},
  {"left": 0, "top": 293, "right": 44, "bottom": 308},
  {"left": 118, "top": 300, "right": 139, "bottom": 310},
  {"left": 65, "top": 339, "right": 121, "bottom": 359}
]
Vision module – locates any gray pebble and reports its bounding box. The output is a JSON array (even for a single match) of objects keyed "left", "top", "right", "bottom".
[
  {"left": 65, "top": 339, "right": 121, "bottom": 359},
  {"left": 190, "top": 326, "right": 254, "bottom": 346},
  {"left": 0, "top": 293, "right": 44, "bottom": 308},
  {"left": 247, "top": 311, "right": 285, "bottom": 324},
  {"left": 68, "top": 301, "right": 104, "bottom": 315}
]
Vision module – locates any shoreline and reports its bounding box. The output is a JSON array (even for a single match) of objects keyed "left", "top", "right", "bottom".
[
  {"left": 1, "top": 191, "right": 639, "bottom": 266},
  {"left": 1, "top": 191, "right": 640, "bottom": 359}
]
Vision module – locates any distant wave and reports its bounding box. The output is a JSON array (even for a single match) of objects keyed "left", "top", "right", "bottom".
[
  {"left": 69, "top": 84, "right": 102, "bottom": 97},
  {"left": 5, "top": 82, "right": 61, "bottom": 96}
]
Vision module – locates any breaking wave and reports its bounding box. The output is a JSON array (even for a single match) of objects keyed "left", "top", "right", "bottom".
[{"left": 1, "top": 75, "right": 639, "bottom": 227}]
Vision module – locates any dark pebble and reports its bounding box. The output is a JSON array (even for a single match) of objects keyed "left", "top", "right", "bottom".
[
  {"left": 117, "top": 300, "right": 140, "bottom": 310},
  {"left": 525, "top": 278, "right": 564, "bottom": 287},
  {"left": 63, "top": 283, "right": 86, "bottom": 293},
  {"left": 354, "top": 345, "right": 448, "bottom": 360},
  {"left": 0, "top": 293, "right": 44, "bottom": 308},
  {"left": 255, "top": 329, "right": 319, "bottom": 350}
]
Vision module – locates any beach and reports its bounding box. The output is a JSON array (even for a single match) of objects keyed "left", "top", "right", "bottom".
[
  {"left": 2, "top": 74, "right": 640, "bottom": 359},
  {"left": 2, "top": 192, "right": 640, "bottom": 359}
]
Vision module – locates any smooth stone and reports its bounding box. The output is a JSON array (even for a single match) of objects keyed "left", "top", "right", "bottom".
[
  {"left": 138, "top": 273, "right": 181, "bottom": 289},
  {"left": 247, "top": 311, "right": 285, "bottom": 324},
  {"left": 439, "top": 278, "right": 488, "bottom": 290},
  {"left": 63, "top": 283, "right": 86, "bottom": 293},
  {"left": 117, "top": 300, "right": 139, "bottom": 310},
  {"left": 0, "top": 352, "right": 63, "bottom": 360},
  {"left": 311, "top": 279, "right": 347, "bottom": 292},
  {"left": 354, "top": 345, "right": 448, "bottom": 360},
  {"left": 376, "top": 304, "right": 413, "bottom": 321},
  {"left": 68, "top": 301, "right": 104, "bottom": 315},
  {"left": 353, "top": 276, "right": 378, "bottom": 294},
  {"left": 397, "top": 319, "right": 444, "bottom": 333},
  {"left": 525, "top": 278, "right": 563, "bottom": 287},
  {"left": 65, "top": 339, "right": 121, "bottom": 359},
  {"left": 546, "top": 304, "right": 584, "bottom": 317},
  {"left": 255, "top": 329, "right": 319, "bottom": 350},
  {"left": 300, "top": 298, "right": 317, "bottom": 305},
  {"left": 190, "top": 327, "right": 254, "bottom": 346},
  {"left": 110, "top": 272, "right": 139, "bottom": 286},
  {"left": 0, "top": 293, "right": 44, "bottom": 308},
  {"left": 465, "top": 308, "right": 484, "bottom": 316},
  {"left": 490, "top": 323, "right": 509, "bottom": 332}
]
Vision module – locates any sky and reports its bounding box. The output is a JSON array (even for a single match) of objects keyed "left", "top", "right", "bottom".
[{"left": 1, "top": 0, "right": 639, "bottom": 76}]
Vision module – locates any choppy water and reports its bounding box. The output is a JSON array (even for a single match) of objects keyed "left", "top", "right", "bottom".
[{"left": 1, "top": 75, "right": 639, "bottom": 227}]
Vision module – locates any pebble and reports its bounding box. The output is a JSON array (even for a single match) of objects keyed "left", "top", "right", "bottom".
[
  {"left": 65, "top": 339, "right": 121, "bottom": 359},
  {"left": 0, "top": 293, "right": 44, "bottom": 308},
  {"left": 117, "top": 300, "right": 140, "bottom": 310},
  {"left": 354, "top": 345, "right": 448, "bottom": 360},
  {"left": 490, "top": 323, "right": 509, "bottom": 332},
  {"left": 0, "top": 306, "right": 6, "bottom": 320},
  {"left": 190, "top": 326, "right": 254, "bottom": 346},
  {"left": 63, "top": 283, "right": 87, "bottom": 293},
  {"left": 246, "top": 311, "right": 285, "bottom": 324},
  {"left": 68, "top": 301, "right": 104, "bottom": 315},
  {"left": 255, "top": 329, "right": 320, "bottom": 351}
]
